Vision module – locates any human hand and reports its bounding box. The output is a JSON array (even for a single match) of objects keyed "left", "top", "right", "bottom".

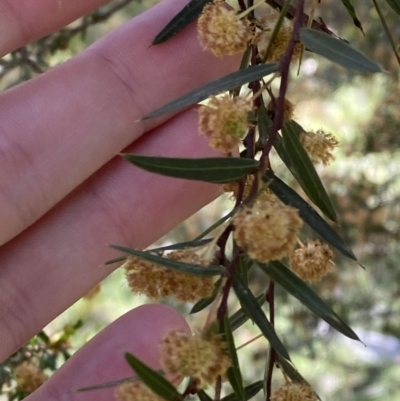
[{"left": 0, "top": 0, "right": 239, "bottom": 380}]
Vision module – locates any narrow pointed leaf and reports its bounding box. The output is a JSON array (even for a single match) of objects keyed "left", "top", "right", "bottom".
[
  {"left": 263, "top": 171, "right": 357, "bottom": 261},
  {"left": 221, "top": 381, "right": 264, "bottom": 401},
  {"left": 232, "top": 276, "right": 290, "bottom": 360},
  {"left": 151, "top": 238, "right": 213, "bottom": 253},
  {"left": 385, "top": 0, "right": 400, "bottom": 14},
  {"left": 198, "top": 390, "right": 213, "bottom": 401},
  {"left": 258, "top": 261, "right": 360, "bottom": 341},
  {"left": 123, "top": 154, "right": 259, "bottom": 184},
  {"left": 300, "top": 28, "right": 382, "bottom": 73},
  {"left": 281, "top": 120, "right": 338, "bottom": 222},
  {"left": 125, "top": 353, "right": 182, "bottom": 401},
  {"left": 153, "top": 0, "right": 212, "bottom": 45},
  {"left": 143, "top": 63, "right": 279, "bottom": 119},
  {"left": 78, "top": 376, "right": 137, "bottom": 392},
  {"left": 341, "top": 0, "right": 364, "bottom": 33},
  {"left": 257, "top": 103, "right": 273, "bottom": 148},
  {"left": 110, "top": 245, "right": 223, "bottom": 276},
  {"left": 190, "top": 278, "right": 222, "bottom": 313},
  {"left": 229, "top": 293, "right": 265, "bottom": 331},
  {"left": 222, "top": 315, "right": 245, "bottom": 401}
]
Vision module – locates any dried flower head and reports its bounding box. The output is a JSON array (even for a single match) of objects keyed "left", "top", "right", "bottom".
[
  {"left": 271, "top": 382, "right": 317, "bottom": 401},
  {"left": 266, "top": 97, "right": 295, "bottom": 121},
  {"left": 197, "top": 0, "right": 253, "bottom": 57},
  {"left": 159, "top": 330, "right": 231, "bottom": 389},
  {"left": 198, "top": 95, "right": 252, "bottom": 152},
  {"left": 233, "top": 197, "right": 303, "bottom": 262},
  {"left": 299, "top": 130, "right": 339, "bottom": 165},
  {"left": 289, "top": 240, "right": 334, "bottom": 282},
  {"left": 124, "top": 250, "right": 215, "bottom": 303},
  {"left": 15, "top": 362, "right": 47, "bottom": 393},
  {"left": 222, "top": 174, "right": 256, "bottom": 199},
  {"left": 115, "top": 381, "right": 165, "bottom": 401}
]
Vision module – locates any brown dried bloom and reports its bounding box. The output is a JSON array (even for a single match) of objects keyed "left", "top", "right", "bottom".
[
  {"left": 271, "top": 382, "right": 317, "bottom": 401},
  {"left": 267, "top": 97, "right": 295, "bottom": 121},
  {"left": 198, "top": 95, "right": 251, "bottom": 153},
  {"left": 115, "top": 381, "right": 165, "bottom": 401},
  {"left": 125, "top": 250, "right": 215, "bottom": 303},
  {"left": 197, "top": 0, "right": 253, "bottom": 57},
  {"left": 299, "top": 130, "right": 339, "bottom": 166},
  {"left": 160, "top": 330, "right": 231, "bottom": 389},
  {"left": 221, "top": 174, "right": 256, "bottom": 199},
  {"left": 233, "top": 197, "right": 303, "bottom": 262},
  {"left": 289, "top": 240, "right": 334, "bottom": 282},
  {"left": 15, "top": 362, "right": 47, "bottom": 393}
]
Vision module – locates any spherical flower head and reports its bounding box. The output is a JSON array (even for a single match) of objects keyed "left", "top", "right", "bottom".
[
  {"left": 271, "top": 382, "right": 317, "bottom": 401},
  {"left": 233, "top": 197, "right": 303, "bottom": 263},
  {"left": 115, "top": 381, "right": 165, "bottom": 401},
  {"left": 197, "top": 0, "right": 253, "bottom": 57},
  {"left": 289, "top": 240, "right": 334, "bottom": 282},
  {"left": 255, "top": 11, "right": 302, "bottom": 62},
  {"left": 299, "top": 130, "right": 339, "bottom": 166},
  {"left": 267, "top": 97, "right": 295, "bottom": 121},
  {"left": 124, "top": 250, "right": 215, "bottom": 303},
  {"left": 159, "top": 330, "right": 231, "bottom": 389},
  {"left": 15, "top": 362, "right": 47, "bottom": 393},
  {"left": 198, "top": 95, "right": 251, "bottom": 153}
]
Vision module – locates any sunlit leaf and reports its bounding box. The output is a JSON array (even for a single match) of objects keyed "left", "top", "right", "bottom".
[
  {"left": 123, "top": 155, "right": 259, "bottom": 184},
  {"left": 340, "top": 0, "right": 364, "bottom": 33},
  {"left": 384, "top": 0, "right": 400, "bottom": 14},
  {"left": 190, "top": 278, "right": 222, "bottom": 313},
  {"left": 125, "top": 353, "right": 182, "bottom": 401},
  {"left": 229, "top": 293, "right": 265, "bottom": 331},
  {"left": 300, "top": 28, "right": 382, "bottom": 73},
  {"left": 258, "top": 261, "right": 360, "bottom": 341},
  {"left": 143, "top": 63, "right": 278, "bottom": 119},
  {"left": 222, "top": 315, "right": 245, "bottom": 401},
  {"left": 220, "top": 381, "right": 264, "bottom": 401},
  {"left": 110, "top": 245, "right": 223, "bottom": 276},
  {"left": 281, "top": 120, "right": 338, "bottom": 222},
  {"left": 153, "top": 0, "right": 212, "bottom": 45},
  {"left": 263, "top": 171, "right": 357, "bottom": 261},
  {"left": 232, "top": 276, "right": 290, "bottom": 360}
]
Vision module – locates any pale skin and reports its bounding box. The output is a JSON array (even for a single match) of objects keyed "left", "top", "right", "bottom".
[{"left": 0, "top": 0, "right": 239, "bottom": 399}]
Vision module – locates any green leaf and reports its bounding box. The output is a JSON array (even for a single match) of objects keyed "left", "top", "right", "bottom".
[
  {"left": 151, "top": 238, "right": 213, "bottom": 252},
  {"left": 153, "top": 0, "right": 212, "bottom": 45},
  {"left": 110, "top": 245, "right": 223, "bottom": 276},
  {"left": 125, "top": 353, "right": 182, "bottom": 401},
  {"left": 222, "top": 315, "right": 245, "bottom": 401},
  {"left": 258, "top": 261, "right": 360, "bottom": 341},
  {"left": 281, "top": 120, "right": 338, "bottom": 222},
  {"left": 198, "top": 390, "right": 213, "bottom": 401},
  {"left": 220, "top": 381, "right": 264, "bottom": 401},
  {"left": 78, "top": 377, "right": 137, "bottom": 392},
  {"left": 232, "top": 276, "right": 290, "bottom": 360},
  {"left": 300, "top": 28, "right": 382, "bottom": 73},
  {"left": 257, "top": 102, "right": 273, "bottom": 148},
  {"left": 123, "top": 155, "right": 259, "bottom": 184},
  {"left": 385, "top": 0, "right": 400, "bottom": 14},
  {"left": 263, "top": 171, "right": 357, "bottom": 261},
  {"left": 143, "top": 63, "right": 279, "bottom": 119},
  {"left": 341, "top": 0, "right": 364, "bottom": 33},
  {"left": 229, "top": 293, "right": 265, "bottom": 331},
  {"left": 190, "top": 278, "right": 222, "bottom": 313}
]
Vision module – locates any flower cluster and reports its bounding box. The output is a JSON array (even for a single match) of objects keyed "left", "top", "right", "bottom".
[
  {"left": 289, "top": 240, "right": 334, "bottom": 282},
  {"left": 159, "top": 330, "right": 231, "bottom": 389},
  {"left": 115, "top": 382, "right": 164, "bottom": 401},
  {"left": 271, "top": 382, "right": 317, "bottom": 401},
  {"left": 233, "top": 197, "right": 303, "bottom": 262},
  {"left": 124, "top": 249, "right": 215, "bottom": 302},
  {"left": 267, "top": 97, "right": 295, "bottom": 121},
  {"left": 198, "top": 95, "right": 252, "bottom": 153},
  {"left": 255, "top": 8, "right": 302, "bottom": 62},
  {"left": 14, "top": 362, "right": 47, "bottom": 394},
  {"left": 299, "top": 130, "right": 339, "bottom": 165},
  {"left": 197, "top": 0, "right": 253, "bottom": 57}
]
